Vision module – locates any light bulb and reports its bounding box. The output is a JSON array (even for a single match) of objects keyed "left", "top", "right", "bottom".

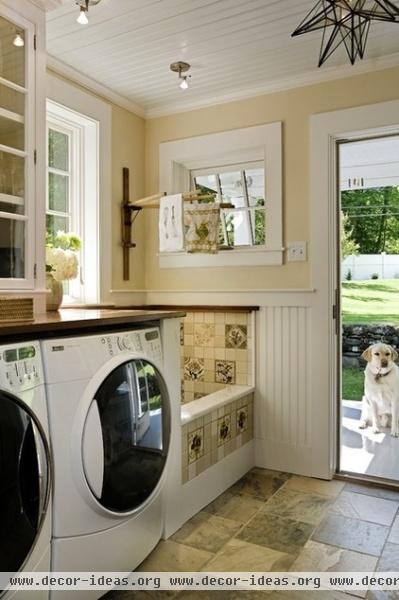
[
  {"left": 179, "top": 77, "right": 189, "bottom": 90},
  {"left": 77, "top": 8, "right": 89, "bottom": 25},
  {"left": 13, "top": 33, "right": 24, "bottom": 47}
]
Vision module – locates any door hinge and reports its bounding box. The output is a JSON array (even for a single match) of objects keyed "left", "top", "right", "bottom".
[
  {"left": 34, "top": 150, "right": 37, "bottom": 164},
  {"left": 333, "top": 288, "right": 340, "bottom": 335},
  {"left": 34, "top": 35, "right": 37, "bottom": 51},
  {"left": 33, "top": 263, "right": 37, "bottom": 279}
]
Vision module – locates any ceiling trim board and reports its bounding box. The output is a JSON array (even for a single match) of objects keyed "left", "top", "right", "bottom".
[
  {"left": 30, "top": 0, "right": 65, "bottom": 10},
  {"left": 46, "top": 55, "right": 146, "bottom": 118}
]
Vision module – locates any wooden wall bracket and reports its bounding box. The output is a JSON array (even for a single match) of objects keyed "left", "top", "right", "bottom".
[{"left": 121, "top": 167, "right": 142, "bottom": 281}]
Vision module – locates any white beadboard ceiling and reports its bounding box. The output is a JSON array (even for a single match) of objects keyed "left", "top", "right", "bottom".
[{"left": 46, "top": 0, "right": 399, "bottom": 118}]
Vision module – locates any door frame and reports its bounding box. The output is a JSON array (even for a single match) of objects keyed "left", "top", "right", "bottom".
[{"left": 310, "top": 99, "right": 399, "bottom": 479}]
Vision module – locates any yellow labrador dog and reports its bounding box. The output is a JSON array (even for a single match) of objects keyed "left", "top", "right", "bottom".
[{"left": 360, "top": 342, "right": 399, "bottom": 437}]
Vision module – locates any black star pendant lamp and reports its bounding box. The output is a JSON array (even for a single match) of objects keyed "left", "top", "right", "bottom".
[{"left": 292, "top": 0, "right": 399, "bottom": 66}]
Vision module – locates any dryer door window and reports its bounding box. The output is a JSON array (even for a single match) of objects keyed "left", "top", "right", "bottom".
[
  {"left": 0, "top": 391, "right": 50, "bottom": 574},
  {"left": 83, "top": 360, "right": 171, "bottom": 513}
]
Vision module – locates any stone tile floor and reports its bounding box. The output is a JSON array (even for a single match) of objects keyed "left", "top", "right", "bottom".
[{"left": 104, "top": 468, "right": 399, "bottom": 599}]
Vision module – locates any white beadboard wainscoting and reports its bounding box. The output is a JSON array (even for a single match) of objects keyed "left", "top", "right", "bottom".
[
  {"left": 145, "top": 289, "right": 328, "bottom": 479},
  {"left": 255, "top": 303, "right": 313, "bottom": 476}
]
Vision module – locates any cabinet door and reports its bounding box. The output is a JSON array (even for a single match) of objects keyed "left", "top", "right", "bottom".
[{"left": 0, "top": 8, "right": 35, "bottom": 288}]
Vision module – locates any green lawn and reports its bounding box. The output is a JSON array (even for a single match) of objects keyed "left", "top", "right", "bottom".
[
  {"left": 342, "top": 367, "right": 364, "bottom": 401},
  {"left": 342, "top": 279, "right": 399, "bottom": 325}
]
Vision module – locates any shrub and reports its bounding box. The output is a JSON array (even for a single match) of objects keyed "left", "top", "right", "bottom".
[{"left": 371, "top": 273, "right": 379, "bottom": 279}]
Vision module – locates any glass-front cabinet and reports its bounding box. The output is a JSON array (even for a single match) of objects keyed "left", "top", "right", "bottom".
[{"left": 0, "top": 6, "right": 35, "bottom": 288}]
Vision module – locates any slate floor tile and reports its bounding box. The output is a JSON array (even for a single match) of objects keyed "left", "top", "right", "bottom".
[
  {"left": 171, "top": 511, "right": 241, "bottom": 553},
  {"left": 228, "top": 468, "right": 290, "bottom": 501},
  {"left": 283, "top": 476, "right": 345, "bottom": 498},
  {"left": 237, "top": 512, "right": 314, "bottom": 555},
  {"left": 388, "top": 516, "right": 399, "bottom": 544},
  {"left": 263, "top": 488, "right": 331, "bottom": 525},
  {"left": 331, "top": 492, "right": 399, "bottom": 526},
  {"left": 377, "top": 542, "right": 399, "bottom": 571},
  {"left": 203, "top": 538, "right": 295, "bottom": 572},
  {"left": 313, "top": 514, "right": 389, "bottom": 557}
]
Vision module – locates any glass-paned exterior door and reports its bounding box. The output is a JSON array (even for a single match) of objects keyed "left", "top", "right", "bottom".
[{"left": 0, "top": 11, "right": 34, "bottom": 286}]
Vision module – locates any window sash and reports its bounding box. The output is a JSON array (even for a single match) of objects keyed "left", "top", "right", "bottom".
[
  {"left": 46, "top": 119, "right": 82, "bottom": 302},
  {"left": 191, "top": 160, "right": 265, "bottom": 249}
]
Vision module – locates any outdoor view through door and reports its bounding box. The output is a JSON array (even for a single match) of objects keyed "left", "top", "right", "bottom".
[{"left": 339, "top": 135, "right": 399, "bottom": 482}]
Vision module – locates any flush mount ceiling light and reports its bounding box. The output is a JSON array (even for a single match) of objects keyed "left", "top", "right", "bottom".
[
  {"left": 76, "top": 0, "right": 102, "bottom": 25},
  {"left": 13, "top": 32, "right": 24, "bottom": 47},
  {"left": 292, "top": 0, "right": 399, "bottom": 66},
  {"left": 170, "top": 61, "right": 191, "bottom": 90}
]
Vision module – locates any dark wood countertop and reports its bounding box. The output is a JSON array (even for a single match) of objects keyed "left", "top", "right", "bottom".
[{"left": 0, "top": 309, "right": 186, "bottom": 343}]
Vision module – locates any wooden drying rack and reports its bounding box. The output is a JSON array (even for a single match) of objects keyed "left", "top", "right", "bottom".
[{"left": 121, "top": 167, "right": 233, "bottom": 280}]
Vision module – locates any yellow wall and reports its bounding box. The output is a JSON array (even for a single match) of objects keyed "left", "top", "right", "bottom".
[
  {"left": 111, "top": 104, "right": 145, "bottom": 290},
  {"left": 46, "top": 71, "right": 146, "bottom": 292},
  {"left": 144, "top": 65, "right": 399, "bottom": 291}
]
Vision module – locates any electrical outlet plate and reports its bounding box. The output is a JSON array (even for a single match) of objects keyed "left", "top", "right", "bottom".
[{"left": 287, "top": 242, "right": 307, "bottom": 262}]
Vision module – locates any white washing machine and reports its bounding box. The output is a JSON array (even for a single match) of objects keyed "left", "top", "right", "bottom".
[
  {"left": 41, "top": 327, "right": 173, "bottom": 598},
  {"left": 0, "top": 341, "right": 52, "bottom": 600}
]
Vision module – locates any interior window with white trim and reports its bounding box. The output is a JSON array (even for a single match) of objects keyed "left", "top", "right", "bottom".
[
  {"left": 191, "top": 162, "right": 266, "bottom": 248},
  {"left": 46, "top": 100, "right": 100, "bottom": 305}
]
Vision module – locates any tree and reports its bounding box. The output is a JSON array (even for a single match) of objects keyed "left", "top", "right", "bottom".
[
  {"left": 341, "top": 186, "right": 399, "bottom": 254},
  {"left": 341, "top": 213, "right": 359, "bottom": 258}
]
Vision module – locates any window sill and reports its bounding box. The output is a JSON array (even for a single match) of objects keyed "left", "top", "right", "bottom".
[{"left": 158, "top": 248, "right": 283, "bottom": 268}]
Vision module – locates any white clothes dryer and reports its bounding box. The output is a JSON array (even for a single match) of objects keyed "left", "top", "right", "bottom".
[
  {"left": 41, "top": 327, "right": 172, "bottom": 598},
  {"left": 0, "top": 341, "right": 52, "bottom": 600}
]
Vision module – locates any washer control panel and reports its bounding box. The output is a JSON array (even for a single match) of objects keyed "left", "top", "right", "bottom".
[
  {"left": 0, "top": 341, "right": 43, "bottom": 392},
  {"left": 100, "top": 328, "right": 163, "bottom": 363}
]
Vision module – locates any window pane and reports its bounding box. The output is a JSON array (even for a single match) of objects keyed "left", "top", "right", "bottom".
[
  {"left": 0, "top": 17, "right": 25, "bottom": 87},
  {"left": 194, "top": 175, "right": 218, "bottom": 197},
  {"left": 0, "top": 115, "right": 24, "bottom": 150},
  {"left": 46, "top": 214, "right": 69, "bottom": 238},
  {"left": 227, "top": 210, "right": 253, "bottom": 246},
  {"left": 0, "top": 151, "right": 24, "bottom": 213},
  {"left": 254, "top": 209, "right": 266, "bottom": 246},
  {"left": 48, "top": 130, "right": 69, "bottom": 171},
  {"left": 245, "top": 168, "right": 265, "bottom": 207},
  {"left": 219, "top": 171, "right": 246, "bottom": 207},
  {"left": 48, "top": 173, "right": 69, "bottom": 213},
  {"left": 0, "top": 218, "right": 24, "bottom": 278},
  {"left": 0, "top": 84, "right": 24, "bottom": 116}
]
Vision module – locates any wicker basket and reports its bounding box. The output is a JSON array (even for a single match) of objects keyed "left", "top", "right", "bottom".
[{"left": 0, "top": 296, "right": 34, "bottom": 323}]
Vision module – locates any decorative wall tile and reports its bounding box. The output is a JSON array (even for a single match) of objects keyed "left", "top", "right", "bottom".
[
  {"left": 225, "top": 325, "right": 248, "bottom": 349},
  {"left": 215, "top": 360, "right": 236, "bottom": 384},
  {"left": 194, "top": 323, "right": 215, "bottom": 347},
  {"left": 218, "top": 414, "right": 232, "bottom": 446},
  {"left": 194, "top": 392, "right": 206, "bottom": 400},
  {"left": 188, "top": 427, "right": 205, "bottom": 464},
  {"left": 180, "top": 311, "right": 253, "bottom": 402},
  {"left": 236, "top": 405, "right": 248, "bottom": 434},
  {"left": 184, "top": 357, "right": 205, "bottom": 381}
]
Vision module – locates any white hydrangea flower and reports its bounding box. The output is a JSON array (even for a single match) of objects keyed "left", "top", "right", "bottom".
[{"left": 46, "top": 247, "right": 78, "bottom": 282}]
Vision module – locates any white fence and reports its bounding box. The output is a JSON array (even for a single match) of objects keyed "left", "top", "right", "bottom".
[{"left": 342, "top": 254, "right": 399, "bottom": 281}]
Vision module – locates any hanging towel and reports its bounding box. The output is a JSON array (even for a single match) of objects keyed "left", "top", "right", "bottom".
[
  {"left": 159, "top": 194, "right": 185, "bottom": 252},
  {"left": 184, "top": 204, "right": 220, "bottom": 254}
]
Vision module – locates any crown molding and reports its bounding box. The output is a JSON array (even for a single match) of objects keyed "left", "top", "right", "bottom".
[
  {"left": 146, "top": 51, "right": 399, "bottom": 119},
  {"left": 29, "top": 0, "right": 65, "bottom": 10},
  {"left": 46, "top": 55, "right": 146, "bottom": 118}
]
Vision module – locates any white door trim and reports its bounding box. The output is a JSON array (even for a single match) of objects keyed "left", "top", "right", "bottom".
[{"left": 310, "top": 99, "right": 399, "bottom": 479}]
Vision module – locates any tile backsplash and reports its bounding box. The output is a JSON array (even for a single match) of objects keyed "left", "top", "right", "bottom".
[
  {"left": 181, "top": 393, "right": 254, "bottom": 483},
  {"left": 180, "top": 311, "right": 254, "bottom": 403}
]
